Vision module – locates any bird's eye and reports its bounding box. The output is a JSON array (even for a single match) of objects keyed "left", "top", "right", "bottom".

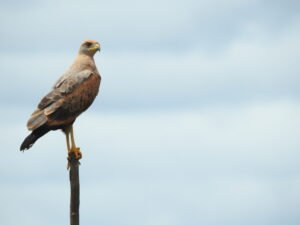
[{"left": 85, "top": 42, "right": 92, "bottom": 47}]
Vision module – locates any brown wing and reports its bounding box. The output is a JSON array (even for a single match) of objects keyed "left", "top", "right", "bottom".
[
  {"left": 27, "top": 70, "right": 99, "bottom": 131},
  {"left": 46, "top": 72, "right": 101, "bottom": 126},
  {"left": 38, "top": 70, "right": 92, "bottom": 109}
]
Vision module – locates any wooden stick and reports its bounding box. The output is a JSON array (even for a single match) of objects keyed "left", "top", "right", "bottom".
[{"left": 69, "top": 152, "right": 80, "bottom": 225}]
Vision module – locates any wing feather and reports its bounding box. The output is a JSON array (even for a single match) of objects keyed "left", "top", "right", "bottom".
[
  {"left": 44, "top": 99, "right": 65, "bottom": 116},
  {"left": 38, "top": 70, "right": 92, "bottom": 110},
  {"left": 27, "top": 109, "right": 47, "bottom": 131},
  {"left": 58, "top": 70, "right": 92, "bottom": 94},
  {"left": 27, "top": 70, "right": 93, "bottom": 130}
]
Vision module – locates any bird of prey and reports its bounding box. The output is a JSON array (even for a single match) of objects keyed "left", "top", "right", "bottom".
[{"left": 20, "top": 40, "right": 101, "bottom": 161}]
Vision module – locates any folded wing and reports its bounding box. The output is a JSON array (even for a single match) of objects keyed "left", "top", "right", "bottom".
[{"left": 27, "top": 70, "right": 93, "bottom": 131}]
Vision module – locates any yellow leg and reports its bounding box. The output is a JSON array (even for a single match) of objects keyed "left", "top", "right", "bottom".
[
  {"left": 66, "top": 125, "right": 81, "bottom": 169},
  {"left": 65, "top": 127, "right": 71, "bottom": 152},
  {"left": 65, "top": 125, "right": 72, "bottom": 169},
  {"left": 70, "top": 125, "right": 82, "bottom": 160},
  {"left": 70, "top": 125, "right": 77, "bottom": 149}
]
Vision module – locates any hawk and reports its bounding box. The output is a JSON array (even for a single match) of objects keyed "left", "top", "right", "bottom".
[{"left": 20, "top": 40, "right": 101, "bottom": 161}]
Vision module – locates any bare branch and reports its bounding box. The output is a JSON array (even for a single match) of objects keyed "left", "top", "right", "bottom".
[{"left": 69, "top": 153, "right": 80, "bottom": 225}]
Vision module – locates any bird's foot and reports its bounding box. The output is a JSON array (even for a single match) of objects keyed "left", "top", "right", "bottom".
[
  {"left": 67, "top": 147, "right": 82, "bottom": 169},
  {"left": 72, "top": 147, "right": 82, "bottom": 160}
]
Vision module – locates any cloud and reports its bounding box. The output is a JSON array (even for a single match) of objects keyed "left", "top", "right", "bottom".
[
  {"left": 1, "top": 0, "right": 300, "bottom": 224},
  {"left": 1, "top": 99, "right": 300, "bottom": 225},
  {"left": 0, "top": 0, "right": 299, "bottom": 53},
  {"left": 1, "top": 21, "right": 299, "bottom": 110}
]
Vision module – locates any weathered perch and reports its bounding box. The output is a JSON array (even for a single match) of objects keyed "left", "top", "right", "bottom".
[{"left": 68, "top": 152, "right": 80, "bottom": 225}]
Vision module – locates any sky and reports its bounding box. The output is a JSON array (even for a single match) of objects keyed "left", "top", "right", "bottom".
[{"left": 0, "top": 0, "right": 300, "bottom": 224}]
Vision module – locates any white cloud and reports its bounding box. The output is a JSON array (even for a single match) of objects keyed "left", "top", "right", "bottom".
[
  {"left": 0, "top": 0, "right": 298, "bottom": 52},
  {"left": 1, "top": 99, "right": 299, "bottom": 224},
  {"left": 1, "top": 21, "right": 299, "bottom": 110},
  {"left": 0, "top": 0, "right": 299, "bottom": 224}
]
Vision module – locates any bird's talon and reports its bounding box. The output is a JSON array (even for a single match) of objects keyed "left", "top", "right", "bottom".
[
  {"left": 68, "top": 147, "right": 82, "bottom": 160},
  {"left": 75, "top": 147, "right": 82, "bottom": 159},
  {"left": 73, "top": 147, "right": 82, "bottom": 160}
]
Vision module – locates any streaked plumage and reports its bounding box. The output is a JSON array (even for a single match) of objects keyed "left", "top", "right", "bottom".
[{"left": 20, "top": 40, "right": 101, "bottom": 155}]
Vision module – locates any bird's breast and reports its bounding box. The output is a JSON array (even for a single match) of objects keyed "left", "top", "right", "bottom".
[{"left": 65, "top": 72, "right": 101, "bottom": 115}]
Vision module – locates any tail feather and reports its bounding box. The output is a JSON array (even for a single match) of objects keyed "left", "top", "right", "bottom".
[
  {"left": 27, "top": 110, "right": 47, "bottom": 131},
  {"left": 20, "top": 126, "right": 50, "bottom": 151}
]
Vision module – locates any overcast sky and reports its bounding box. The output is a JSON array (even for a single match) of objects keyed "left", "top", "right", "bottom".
[{"left": 0, "top": 0, "right": 300, "bottom": 225}]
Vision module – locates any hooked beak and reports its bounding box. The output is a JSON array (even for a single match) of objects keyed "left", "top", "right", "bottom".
[{"left": 96, "top": 43, "right": 100, "bottom": 52}]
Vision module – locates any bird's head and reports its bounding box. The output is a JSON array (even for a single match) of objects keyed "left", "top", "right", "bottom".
[{"left": 79, "top": 40, "right": 100, "bottom": 56}]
